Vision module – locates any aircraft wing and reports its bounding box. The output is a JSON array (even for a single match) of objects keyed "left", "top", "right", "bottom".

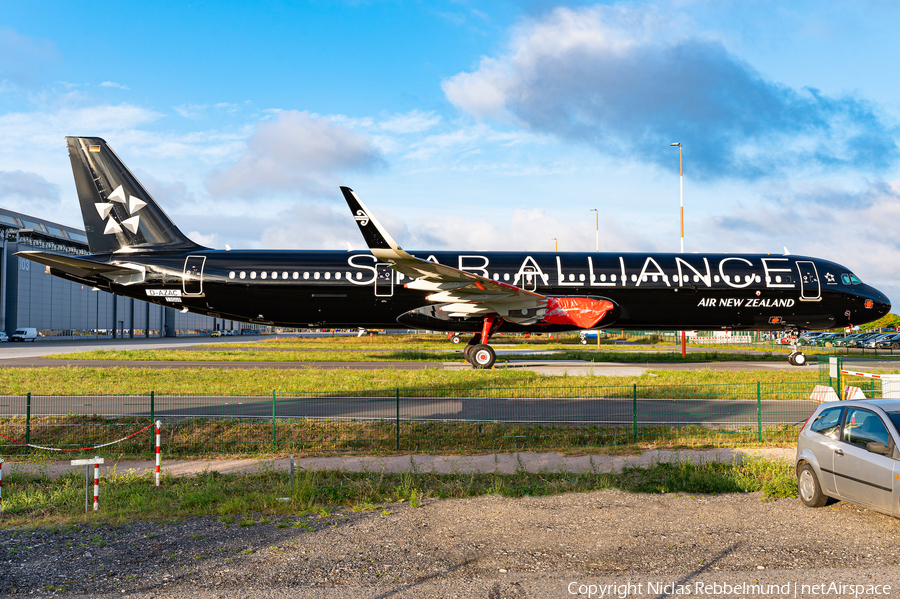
[
  {"left": 340, "top": 186, "right": 549, "bottom": 321},
  {"left": 15, "top": 251, "right": 145, "bottom": 285}
]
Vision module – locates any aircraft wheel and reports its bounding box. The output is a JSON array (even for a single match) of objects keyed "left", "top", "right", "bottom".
[
  {"left": 450, "top": 334, "right": 461, "bottom": 345},
  {"left": 794, "top": 352, "right": 807, "bottom": 366},
  {"left": 788, "top": 352, "right": 797, "bottom": 366},
  {"left": 464, "top": 345, "right": 476, "bottom": 364},
  {"left": 580, "top": 338, "right": 588, "bottom": 345},
  {"left": 471, "top": 344, "right": 496, "bottom": 369}
]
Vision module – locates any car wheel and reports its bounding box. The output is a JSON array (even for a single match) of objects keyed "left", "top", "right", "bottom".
[
  {"left": 471, "top": 344, "right": 496, "bottom": 369},
  {"left": 797, "top": 463, "right": 828, "bottom": 507}
]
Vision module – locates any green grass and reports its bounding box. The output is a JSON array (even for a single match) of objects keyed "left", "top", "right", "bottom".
[
  {"left": 47, "top": 347, "right": 787, "bottom": 363},
  {"left": 0, "top": 365, "right": 820, "bottom": 395},
  {"left": 0, "top": 416, "right": 804, "bottom": 458},
  {"left": 0, "top": 457, "right": 797, "bottom": 528}
]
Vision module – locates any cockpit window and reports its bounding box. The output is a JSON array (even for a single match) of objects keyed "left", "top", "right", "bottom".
[{"left": 841, "top": 274, "right": 862, "bottom": 285}]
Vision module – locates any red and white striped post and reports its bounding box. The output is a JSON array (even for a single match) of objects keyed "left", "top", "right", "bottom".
[
  {"left": 93, "top": 462, "right": 100, "bottom": 511},
  {"left": 155, "top": 420, "right": 161, "bottom": 487}
]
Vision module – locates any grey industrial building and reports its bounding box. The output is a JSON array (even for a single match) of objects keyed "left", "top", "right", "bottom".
[{"left": 1, "top": 206, "right": 247, "bottom": 338}]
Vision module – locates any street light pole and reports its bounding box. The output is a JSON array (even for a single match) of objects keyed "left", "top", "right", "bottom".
[
  {"left": 590, "top": 208, "right": 598, "bottom": 252},
  {"left": 670, "top": 142, "right": 686, "bottom": 357},
  {"left": 551, "top": 237, "right": 558, "bottom": 252}
]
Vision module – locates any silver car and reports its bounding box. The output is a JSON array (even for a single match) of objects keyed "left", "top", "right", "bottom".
[{"left": 796, "top": 399, "right": 900, "bottom": 517}]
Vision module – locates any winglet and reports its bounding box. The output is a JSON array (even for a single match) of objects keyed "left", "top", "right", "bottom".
[{"left": 340, "top": 187, "right": 413, "bottom": 262}]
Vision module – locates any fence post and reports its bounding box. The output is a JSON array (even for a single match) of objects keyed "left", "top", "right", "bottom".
[
  {"left": 25, "top": 392, "right": 31, "bottom": 453},
  {"left": 632, "top": 384, "right": 637, "bottom": 444},
  {"left": 150, "top": 390, "right": 155, "bottom": 426},
  {"left": 757, "top": 382, "right": 762, "bottom": 443},
  {"left": 395, "top": 388, "right": 400, "bottom": 451},
  {"left": 271, "top": 390, "right": 276, "bottom": 452}
]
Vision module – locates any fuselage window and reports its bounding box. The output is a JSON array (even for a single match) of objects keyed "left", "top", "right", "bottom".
[
  {"left": 261, "top": 272, "right": 267, "bottom": 280},
  {"left": 631, "top": 274, "right": 637, "bottom": 283},
  {"left": 579, "top": 274, "right": 586, "bottom": 282},
  {"left": 250, "top": 272, "right": 257, "bottom": 279},
  {"left": 335, "top": 272, "right": 342, "bottom": 280},
  {"left": 314, "top": 272, "right": 320, "bottom": 280},
  {"left": 345, "top": 272, "right": 351, "bottom": 280},
  {"left": 493, "top": 273, "right": 499, "bottom": 280},
  {"left": 610, "top": 274, "right": 617, "bottom": 282},
  {"left": 692, "top": 275, "right": 699, "bottom": 283},
  {"left": 724, "top": 275, "right": 730, "bottom": 283},
  {"left": 293, "top": 272, "right": 299, "bottom": 280},
  {"left": 503, "top": 273, "right": 510, "bottom": 281},
  {"left": 282, "top": 272, "right": 288, "bottom": 279},
  {"left": 775, "top": 276, "right": 782, "bottom": 283},
  {"left": 356, "top": 272, "right": 363, "bottom": 280},
  {"left": 755, "top": 275, "right": 761, "bottom": 283},
  {"left": 713, "top": 275, "right": 720, "bottom": 283},
  {"left": 765, "top": 276, "right": 770, "bottom": 283},
  {"left": 303, "top": 272, "right": 309, "bottom": 280},
  {"left": 324, "top": 272, "right": 331, "bottom": 280},
  {"left": 239, "top": 271, "right": 246, "bottom": 280},
  {"left": 228, "top": 271, "right": 235, "bottom": 279},
  {"left": 651, "top": 275, "right": 658, "bottom": 282},
  {"left": 599, "top": 274, "right": 606, "bottom": 282},
  {"left": 271, "top": 271, "right": 277, "bottom": 279}
]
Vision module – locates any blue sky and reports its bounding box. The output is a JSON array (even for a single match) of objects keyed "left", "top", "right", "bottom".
[{"left": 3, "top": 0, "right": 900, "bottom": 303}]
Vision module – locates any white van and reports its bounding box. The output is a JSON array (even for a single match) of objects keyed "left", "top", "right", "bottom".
[{"left": 11, "top": 328, "right": 37, "bottom": 342}]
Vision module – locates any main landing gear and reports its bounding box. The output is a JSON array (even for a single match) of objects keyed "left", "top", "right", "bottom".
[{"left": 463, "top": 315, "right": 503, "bottom": 369}]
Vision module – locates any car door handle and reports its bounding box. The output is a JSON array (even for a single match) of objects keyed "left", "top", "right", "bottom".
[{"left": 835, "top": 449, "right": 844, "bottom": 456}]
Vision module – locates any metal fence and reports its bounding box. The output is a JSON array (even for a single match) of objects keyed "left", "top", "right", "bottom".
[{"left": 0, "top": 383, "right": 822, "bottom": 457}]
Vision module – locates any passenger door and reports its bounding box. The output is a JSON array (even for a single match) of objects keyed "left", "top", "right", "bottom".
[
  {"left": 796, "top": 261, "right": 821, "bottom": 302},
  {"left": 183, "top": 256, "right": 206, "bottom": 296}
]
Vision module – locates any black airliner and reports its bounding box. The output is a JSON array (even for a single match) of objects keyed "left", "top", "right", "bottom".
[{"left": 17, "top": 137, "right": 891, "bottom": 368}]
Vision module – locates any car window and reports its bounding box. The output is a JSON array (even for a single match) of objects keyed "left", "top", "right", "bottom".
[
  {"left": 810, "top": 407, "right": 843, "bottom": 439},
  {"left": 842, "top": 408, "right": 891, "bottom": 449}
]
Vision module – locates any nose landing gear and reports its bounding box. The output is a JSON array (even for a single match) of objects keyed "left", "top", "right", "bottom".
[
  {"left": 784, "top": 326, "right": 807, "bottom": 366},
  {"left": 464, "top": 315, "right": 503, "bottom": 369}
]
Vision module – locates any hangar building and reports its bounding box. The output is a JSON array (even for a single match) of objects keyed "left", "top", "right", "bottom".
[{"left": 1, "top": 206, "right": 245, "bottom": 338}]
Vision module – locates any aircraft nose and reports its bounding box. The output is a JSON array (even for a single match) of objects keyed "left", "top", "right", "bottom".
[{"left": 864, "top": 285, "right": 891, "bottom": 319}]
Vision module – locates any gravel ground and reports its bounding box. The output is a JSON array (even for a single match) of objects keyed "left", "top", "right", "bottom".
[{"left": 2, "top": 489, "right": 900, "bottom": 598}]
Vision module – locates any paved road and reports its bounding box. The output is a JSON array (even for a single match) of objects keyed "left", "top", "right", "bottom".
[{"left": 0, "top": 393, "right": 817, "bottom": 428}]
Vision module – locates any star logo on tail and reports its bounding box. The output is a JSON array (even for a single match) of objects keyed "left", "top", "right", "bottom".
[{"left": 94, "top": 185, "right": 146, "bottom": 235}]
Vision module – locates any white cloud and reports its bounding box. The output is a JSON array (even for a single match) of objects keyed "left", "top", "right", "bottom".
[
  {"left": 442, "top": 5, "right": 899, "bottom": 182},
  {"left": 379, "top": 110, "right": 441, "bottom": 134},
  {"left": 205, "top": 110, "right": 385, "bottom": 199},
  {"left": 186, "top": 230, "right": 219, "bottom": 248},
  {"left": 99, "top": 81, "right": 129, "bottom": 90},
  {"left": 0, "top": 169, "right": 59, "bottom": 210}
]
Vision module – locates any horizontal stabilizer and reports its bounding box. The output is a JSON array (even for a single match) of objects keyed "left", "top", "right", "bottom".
[{"left": 15, "top": 251, "right": 143, "bottom": 283}]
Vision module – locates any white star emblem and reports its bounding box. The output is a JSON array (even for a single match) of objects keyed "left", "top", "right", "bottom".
[
  {"left": 96, "top": 185, "right": 146, "bottom": 235},
  {"left": 825, "top": 272, "right": 835, "bottom": 283}
]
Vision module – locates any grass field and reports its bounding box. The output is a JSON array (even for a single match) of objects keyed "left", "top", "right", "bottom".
[
  {"left": 46, "top": 348, "right": 787, "bottom": 363},
  {"left": 0, "top": 365, "right": 821, "bottom": 395},
  {"left": 0, "top": 457, "right": 797, "bottom": 528}
]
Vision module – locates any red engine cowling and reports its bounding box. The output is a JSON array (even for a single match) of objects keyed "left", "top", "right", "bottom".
[{"left": 541, "top": 297, "right": 615, "bottom": 329}]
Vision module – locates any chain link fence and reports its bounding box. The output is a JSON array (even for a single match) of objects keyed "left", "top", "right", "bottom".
[{"left": 0, "top": 383, "right": 822, "bottom": 457}]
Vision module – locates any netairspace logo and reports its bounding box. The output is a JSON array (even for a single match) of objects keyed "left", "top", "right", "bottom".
[{"left": 567, "top": 581, "right": 892, "bottom": 598}]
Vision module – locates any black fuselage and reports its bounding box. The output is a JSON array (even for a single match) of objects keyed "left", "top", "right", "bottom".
[{"left": 52, "top": 249, "right": 891, "bottom": 334}]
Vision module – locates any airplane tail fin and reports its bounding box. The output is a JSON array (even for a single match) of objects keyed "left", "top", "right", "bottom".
[{"left": 66, "top": 136, "right": 207, "bottom": 254}]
